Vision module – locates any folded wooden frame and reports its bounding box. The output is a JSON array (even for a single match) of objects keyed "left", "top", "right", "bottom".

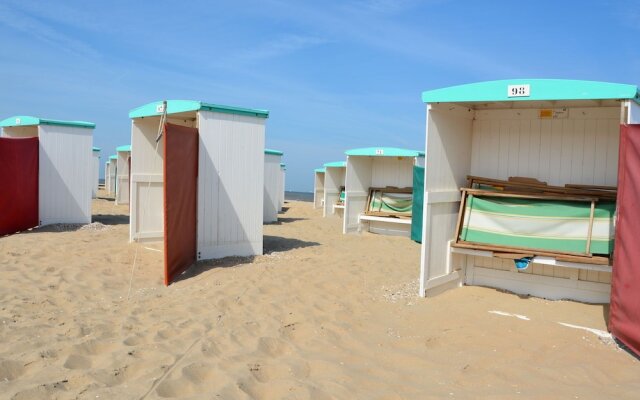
[
  {"left": 364, "top": 186, "right": 413, "bottom": 219},
  {"left": 452, "top": 176, "right": 618, "bottom": 266}
]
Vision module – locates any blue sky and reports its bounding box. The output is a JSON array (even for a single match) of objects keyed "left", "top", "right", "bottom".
[{"left": 1, "top": 0, "right": 638, "bottom": 191}]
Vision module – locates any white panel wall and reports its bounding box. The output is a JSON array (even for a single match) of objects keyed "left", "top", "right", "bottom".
[
  {"left": 92, "top": 152, "right": 100, "bottom": 198},
  {"left": 323, "top": 167, "right": 345, "bottom": 217},
  {"left": 263, "top": 153, "right": 281, "bottom": 222},
  {"left": 343, "top": 156, "right": 371, "bottom": 233},
  {"left": 470, "top": 107, "right": 620, "bottom": 186},
  {"left": 420, "top": 104, "right": 474, "bottom": 296},
  {"left": 313, "top": 172, "right": 325, "bottom": 209},
  {"left": 105, "top": 162, "right": 111, "bottom": 195},
  {"left": 108, "top": 159, "right": 117, "bottom": 194},
  {"left": 197, "top": 111, "right": 265, "bottom": 259},
  {"left": 130, "top": 118, "right": 165, "bottom": 241},
  {"left": 628, "top": 101, "right": 640, "bottom": 124},
  {"left": 37, "top": 125, "right": 93, "bottom": 225},
  {"left": 116, "top": 151, "right": 130, "bottom": 205},
  {"left": 279, "top": 167, "right": 285, "bottom": 211},
  {"left": 371, "top": 157, "right": 414, "bottom": 188}
]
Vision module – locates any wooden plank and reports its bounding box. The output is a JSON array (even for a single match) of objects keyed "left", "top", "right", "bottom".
[
  {"left": 453, "top": 189, "right": 468, "bottom": 245},
  {"left": 565, "top": 183, "right": 617, "bottom": 191},
  {"left": 463, "top": 188, "right": 598, "bottom": 202},
  {"left": 466, "top": 175, "right": 616, "bottom": 199},
  {"left": 452, "top": 241, "right": 610, "bottom": 264},
  {"left": 508, "top": 176, "right": 547, "bottom": 185},
  {"left": 369, "top": 186, "right": 413, "bottom": 193},
  {"left": 493, "top": 252, "right": 535, "bottom": 259},
  {"left": 364, "top": 211, "right": 411, "bottom": 219}
]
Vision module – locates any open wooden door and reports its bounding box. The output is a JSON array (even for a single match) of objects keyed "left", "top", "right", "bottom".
[
  {"left": 610, "top": 124, "right": 640, "bottom": 357},
  {"left": 0, "top": 137, "right": 39, "bottom": 235},
  {"left": 163, "top": 123, "right": 198, "bottom": 285}
]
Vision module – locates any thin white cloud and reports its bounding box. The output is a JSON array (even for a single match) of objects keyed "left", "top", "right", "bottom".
[
  {"left": 260, "top": 0, "right": 522, "bottom": 77},
  {"left": 0, "top": 3, "right": 101, "bottom": 59},
  {"left": 3, "top": 0, "right": 110, "bottom": 32},
  {"left": 230, "top": 34, "right": 328, "bottom": 64}
]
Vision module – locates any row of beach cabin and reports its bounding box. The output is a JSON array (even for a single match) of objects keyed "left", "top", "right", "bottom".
[
  {"left": 103, "top": 144, "right": 285, "bottom": 218},
  {"left": 2, "top": 80, "right": 640, "bottom": 356},
  {"left": 314, "top": 148, "right": 424, "bottom": 239},
  {"left": 0, "top": 99, "right": 286, "bottom": 286}
]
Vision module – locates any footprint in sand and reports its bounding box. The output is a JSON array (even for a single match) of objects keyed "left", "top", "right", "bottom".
[
  {"left": 155, "top": 378, "right": 197, "bottom": 398},
  {"left": 199, "top": 339, "right": 222, "bottom": 358},
  {"left": 279, "top": 322, "right": 314, "bottom": 344},
  {"left": 238, "top": 377, "right": 311, "bottom": 399},
  {"left": 0, "top": 359, "right": 25, "bottom": 381},
  {"left": 63, "top": 354, "right": 92, "bottom": 369},
  {"left": 91, "top": 361, "right": 147, "bottom": 387},
  {"left": 249, "top": 360, "right": 310, "bottom": 383},
  {"left": 123, "top": 334, "right": 146, "bottom": 346},
  {"left": 256, "top": 337, "right": 292, "bottom": 357},
  {"left": 181, "top": 362, "right": 218, "bottom": 383},
  {"left": 73, "top": 338, "right": 116, "bottom": 356},
  {"left": 155, "top": 326, "right": 178, "bottom": 341}
]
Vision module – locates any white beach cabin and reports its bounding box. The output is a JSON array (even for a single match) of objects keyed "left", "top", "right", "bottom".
[
  {"left": 313, "top": 167, "right": 325, "bottom": 209},
  {"left": 115, "top": 144, "right": 131, "bottom": 205},
  {"left": 107, "top": 155, "right": 117, "bottom": 195},
  {"left": 343, "top": 147, "right": 424, "bottom": 237},
  {"left": 129, "top": 99, "right": 268, "bottom": 285},
  {"left": 279, "top": 163, "right": 286, "bottom": 212},
  {"left": 323, "top": 161, "right": 346, "bottom": 218},
  {"left": 264, "top": 149, "right": 283, "bottom": 223},
  {"left": 0, "top": 115, "right": 94, "bottom": 226},
  {"left": 92, "top": 147, "right": 100, "bottom": 198},
  {"left": 418, "top": 79, "right": 640, "bottom": 303}
]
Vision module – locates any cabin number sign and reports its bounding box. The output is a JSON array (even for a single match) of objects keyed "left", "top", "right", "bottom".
[{"left": 507, "top": 84, "right": 530, "bottom": 97}]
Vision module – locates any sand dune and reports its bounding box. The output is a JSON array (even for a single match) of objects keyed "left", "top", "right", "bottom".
[{"left": 0, "top": 190, "right": 638, "bottom": 399}]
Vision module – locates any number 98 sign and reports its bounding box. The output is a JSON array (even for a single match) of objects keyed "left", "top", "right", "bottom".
[{"left": 507, "top": 84, "right": 530, "bottom": 97}]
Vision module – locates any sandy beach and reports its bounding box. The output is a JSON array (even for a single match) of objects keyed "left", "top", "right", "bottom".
[{"left": 0, "top": 191, "right": 638, "bottom": 399}]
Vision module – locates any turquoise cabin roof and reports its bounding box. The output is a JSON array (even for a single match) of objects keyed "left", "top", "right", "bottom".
[
  {"left": 323, "top": 161, "right": 346, "bottom": 168},
  {"left": 265, "top": 149, "right": 283, "bottom": 156},
  {"left": 0, "top": 115, "right": 95, "bottom": 129},
  {"left": 129, "top": 100, "right": 269, "bottom": 119},
  {"left": 345, "top": 147, "right": 424, "bottom": 158},
  {"left": 422, "top": 79, "right": 640, "bottom": 104},
  {"left": 116, "top": 144, "right": 131, "bottom": 152}
]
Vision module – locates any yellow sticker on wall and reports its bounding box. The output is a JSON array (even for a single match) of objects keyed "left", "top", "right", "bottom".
[{"left": 539, "top": 109, "right": 553, "bottom": 119}]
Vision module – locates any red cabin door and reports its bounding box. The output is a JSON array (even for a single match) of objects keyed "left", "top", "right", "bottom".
[
  {"left": 610, "top": 124, "right": 640, "bottom": 356},
  {"left": 0, "top": 137, "right": 39, "bottom": 235},
  {"left": 163, "top": 123, "right": 198, "bottom": 285}
]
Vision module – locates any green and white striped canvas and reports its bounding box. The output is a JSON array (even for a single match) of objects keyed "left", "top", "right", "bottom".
[
  {"left": 459, "top": 195, "right": 615, "bottom": 255},
  {"left": 368, "top": 190, "right": 413, "bottom": 215}
]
